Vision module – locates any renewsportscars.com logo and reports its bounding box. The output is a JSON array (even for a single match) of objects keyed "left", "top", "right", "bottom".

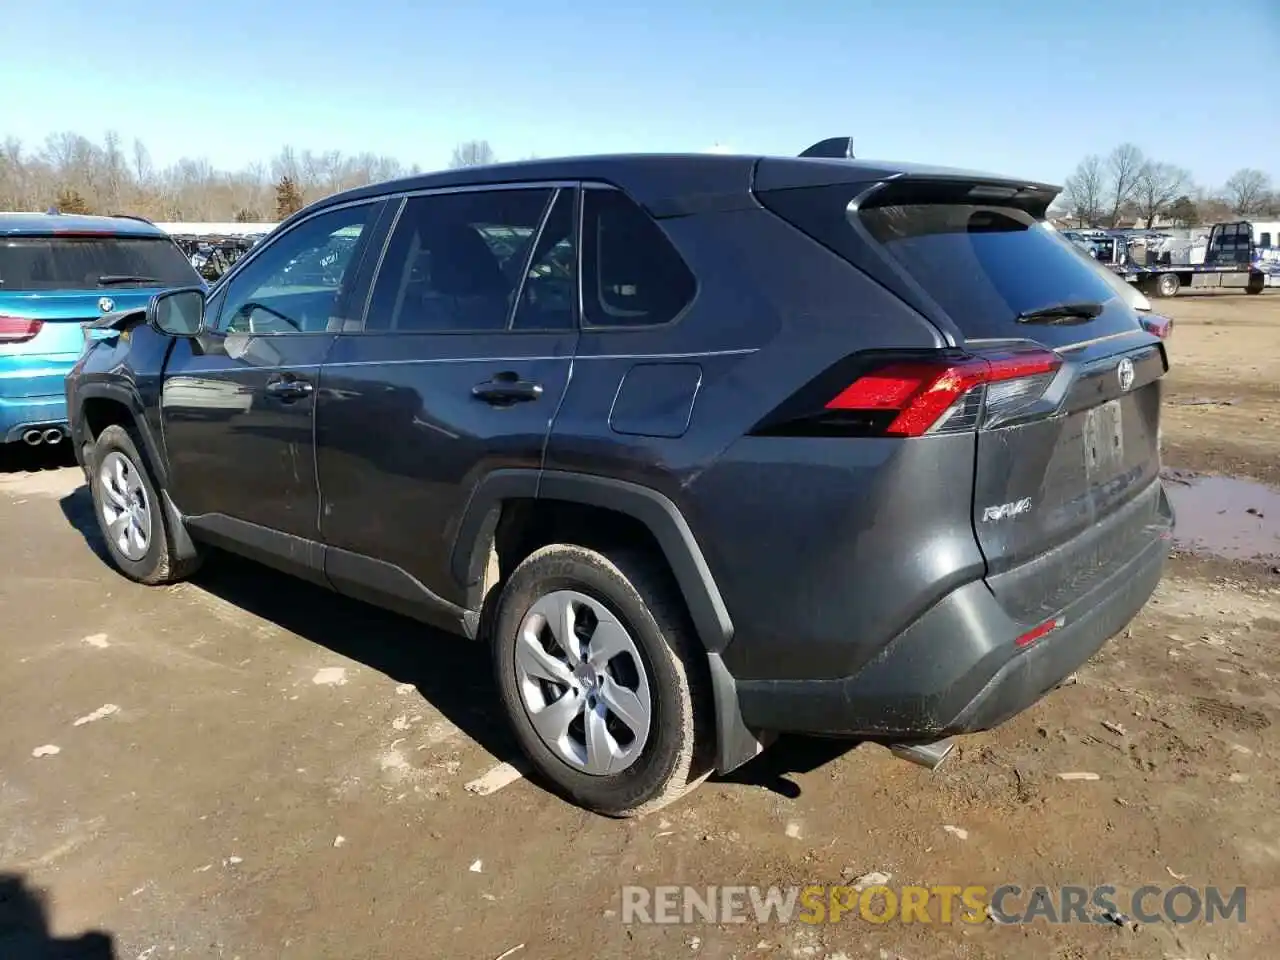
[{"left": 620, "top": 884, "right": 1247, "bottom": 926}]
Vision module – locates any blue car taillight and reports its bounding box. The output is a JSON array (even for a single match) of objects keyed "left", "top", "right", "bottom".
[{"left": 0, "top": 316, "right": 43, "bottom": 344}]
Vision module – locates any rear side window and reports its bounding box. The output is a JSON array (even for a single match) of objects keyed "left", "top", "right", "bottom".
[
  {"left": 0, "top": 236, "right": 199, "bottom": 291},
  {"left": 581, "top": 189, "right": 695, "bottom": 328},
  {"left": 856, "top": 204, "right": 1119, "bottom": 337}
]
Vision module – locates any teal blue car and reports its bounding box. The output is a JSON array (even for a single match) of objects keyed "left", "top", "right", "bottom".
[{"left": 0, "top": 212, "right": 203, "bottom": 446}]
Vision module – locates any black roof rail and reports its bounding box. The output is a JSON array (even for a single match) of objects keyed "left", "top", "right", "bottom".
[{"left": 798, "top": 137, "right": 855, "bottom": 159}]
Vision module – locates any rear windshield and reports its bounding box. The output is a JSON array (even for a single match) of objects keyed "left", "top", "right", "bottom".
[
  {"left": 857, "top": 204, "right": 1123, "bottom": 336},
  {"left": 0, "top": 236, "right": 199, "bottom": 291}
]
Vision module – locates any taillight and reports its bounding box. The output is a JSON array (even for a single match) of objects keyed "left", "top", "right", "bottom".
[
  {"left": 755, "top": 346, "right": 1063, "bottom": 439},
  {"left": 831, "top": 348, "right": 1061, "bottom": 436},
  {"left": 0, "top": 316, "right": 43, "bottom": 344},
  {"left": 1140, "top": 315, "right": 1172, "bottom": 339}
]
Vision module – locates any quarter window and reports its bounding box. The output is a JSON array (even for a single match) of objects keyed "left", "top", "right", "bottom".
[
  {"left": 366, "top": 189, "right": 554, "bottom": 333},
  {"left": 581, "top": 189, "right": 695, "bottom": 328},
  {"left": 216, "top": 203, "right": 375, "bottom": 334}
]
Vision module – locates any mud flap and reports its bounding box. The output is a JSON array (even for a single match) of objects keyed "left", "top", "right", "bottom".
[{"left": 707, "top": 650, "right": 774, "bottom": 773}]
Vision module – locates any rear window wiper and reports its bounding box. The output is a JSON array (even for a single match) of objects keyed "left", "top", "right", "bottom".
[
  {"left": 97, "top": 275, "right": 161, "bottom": 286},
  {"left": 1015, "top": 301, "right": 1104, "bottom": 324}
]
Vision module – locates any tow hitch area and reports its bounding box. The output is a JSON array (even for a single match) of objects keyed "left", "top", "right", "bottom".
[{"left": 889, "top": 739, "right": 955, "bottom": 771}]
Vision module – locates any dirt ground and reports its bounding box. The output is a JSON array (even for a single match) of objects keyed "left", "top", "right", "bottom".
[{"left": 1, "top": 292, "right": 1278, "bottom": 960}]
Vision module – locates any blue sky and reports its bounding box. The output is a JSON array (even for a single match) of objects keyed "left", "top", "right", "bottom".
[{"left": 5, "top": 0, "right": 1277, "bottom": 189}]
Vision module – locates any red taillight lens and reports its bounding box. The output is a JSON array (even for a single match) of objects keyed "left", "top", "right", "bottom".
[
  {"left": 1140, "top": 315, "right": 1172, "bottom": 339},
  {"left": 825, "top": 348, "right": 1062, "bottom": 437},
  {"left": 0, "top": 316, "right": 43, "bottom": 344}
]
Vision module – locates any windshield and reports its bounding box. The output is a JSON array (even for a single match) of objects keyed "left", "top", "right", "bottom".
[{"left": 0, "top": 236, "right": 200, "bottom": 291}]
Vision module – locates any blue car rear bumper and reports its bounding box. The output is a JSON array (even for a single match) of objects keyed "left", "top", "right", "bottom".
[
  {"left": 0, "top": 355, "right": 75, "bottom": 443},
  {"left": 1, "top": 394, "right": 69, "bottom": 442}
]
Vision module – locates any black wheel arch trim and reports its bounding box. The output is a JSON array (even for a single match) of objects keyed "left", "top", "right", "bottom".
[
  {"left": 73, "top": 382, "right": 170, "bottom": 489},
  {"left": 451, "top": 468, "right": 735, "bottom": 652},
  {"left": 75, "top": 383, "right": 200, "bottom": 563},
  {"left": 451, "top": 468, "right": 764, "bottom": 773}
]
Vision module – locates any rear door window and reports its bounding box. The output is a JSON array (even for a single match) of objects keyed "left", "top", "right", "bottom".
[
  {"left": 0, "top": 236, "right": 199, "bottom": 290},
  {"left": 364, "top": 188, "right": 553, "bottom": 333}
]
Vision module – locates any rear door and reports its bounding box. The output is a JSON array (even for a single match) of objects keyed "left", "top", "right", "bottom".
[
  {"left": 316, "top": 185, "right": 577, "bottom": 617},
  {"left": 757, "top": 176, "right": 1168, "bottom": 614}
]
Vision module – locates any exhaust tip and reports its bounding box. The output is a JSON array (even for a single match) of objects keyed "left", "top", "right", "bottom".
[
  {"left": 22, "top": 429, "right": 43, "bottom": 446},
  {"left": 888, "top": 739, "right": 955, "bottom": 771},
  {"left": 42, "top": 428, "right": 64, "bottom": 444}
]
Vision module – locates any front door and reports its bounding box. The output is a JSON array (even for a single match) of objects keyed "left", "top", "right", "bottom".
[
  {"left": 161, "top": 200, "right": 383, "bottom": 553},
  {"left": 316, "top": 186, "right": 578, "bottom": 620}
]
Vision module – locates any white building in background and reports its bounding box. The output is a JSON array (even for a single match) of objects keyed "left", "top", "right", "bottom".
[{"left": 1249, "top": 220, "right": 1279, "bottom": 250}]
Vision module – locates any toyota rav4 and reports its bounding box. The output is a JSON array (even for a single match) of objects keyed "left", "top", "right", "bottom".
[{"left": 65, "top": 139, "right": 1174, "bottom": 816}]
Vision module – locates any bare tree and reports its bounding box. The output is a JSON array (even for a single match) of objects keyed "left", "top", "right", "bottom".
[
  {"left": 448, "top": 140, "right": 496, "bottom": 168},
  {"left": 131, "top": 139, "right": 152, "bottom": 185},
  {"left": 1222, "top": 168, "right": 1271, "bottom": 215},
  {"left": 1059, "top": 155, "right": 1105, "bottom": 226},
  {"left": 1105, "top": 143, "right": 1145, "bottom": 226},
  {"left": 1133, "top": 161, "right": 1191, "bottom": 228}
]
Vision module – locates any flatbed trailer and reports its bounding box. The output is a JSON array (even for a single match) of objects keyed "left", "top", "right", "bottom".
[
  {"left": 1109, "top": 220, "right": 1273, "bottom": 298},
  {"left": 1117, "top": 260, "right": 1271, "bottom": 298}
]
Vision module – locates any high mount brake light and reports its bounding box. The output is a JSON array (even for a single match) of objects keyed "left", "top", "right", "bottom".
[
  {"left": 0, "top": 316, "right": 43, "bottom": 343},
  {"left": 823, "top": 350, "right": 1062, "bottom": 437}
]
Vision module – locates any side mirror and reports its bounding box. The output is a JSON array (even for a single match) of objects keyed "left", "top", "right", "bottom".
[{"left": 149, "top": 287, "right": 206, "bottom": 337}]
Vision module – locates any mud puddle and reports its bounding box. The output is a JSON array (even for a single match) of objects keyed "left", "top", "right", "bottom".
[{"left": 1163, "top": 469, "right": 1280, "bottom": 561}]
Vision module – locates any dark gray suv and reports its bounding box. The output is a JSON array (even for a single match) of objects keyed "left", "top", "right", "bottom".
[{"left": 65, "top": 139, "right": 1173, "bottom": 816}]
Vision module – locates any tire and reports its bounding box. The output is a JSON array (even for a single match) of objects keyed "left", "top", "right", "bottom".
[
  {"left": 491, "top": 544, "right": 713, "bottom": 817},
  {"left": 88, "top": 424, "right": 201, "bottom": 584},
  {"left": 1246, "top": 276, "right": 1264, "bottom": 295},
  {"left": 1156, "top": 272, "right": 1180, "bottom": 298}
]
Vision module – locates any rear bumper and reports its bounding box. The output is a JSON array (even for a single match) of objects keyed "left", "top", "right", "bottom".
[
  {"left": 734, "top": 491, "right": 1171, "bottom": 739},
  {"left": 1, "top": 395, "right": 69, "bottom": 442},
  {"left": 0, "top": 354, "right": 76, "bottom": 441}
]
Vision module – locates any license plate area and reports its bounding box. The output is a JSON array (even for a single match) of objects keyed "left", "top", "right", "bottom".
[{"left": 1084, "top": 398, "right": 1124, "bottom": 478}]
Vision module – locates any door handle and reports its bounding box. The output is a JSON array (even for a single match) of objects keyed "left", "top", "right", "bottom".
[
  {"left": 266, "top": 376, "right": 314, "bottom": 401},
  {"left": 472, "top": 374, "right": 543, "bottom": 405}
]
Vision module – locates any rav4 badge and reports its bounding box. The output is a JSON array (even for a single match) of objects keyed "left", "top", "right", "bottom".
[{"left": 982, "top": 498, "right": 1032, "bottom": 522}]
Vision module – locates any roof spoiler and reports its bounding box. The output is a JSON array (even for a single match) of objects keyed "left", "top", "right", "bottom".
[
  {"left": 798, "top": 137, "right": 855, "bottom": 159},
  {"left": 109, "top": 213, "right": 157, "bottom": 225}
]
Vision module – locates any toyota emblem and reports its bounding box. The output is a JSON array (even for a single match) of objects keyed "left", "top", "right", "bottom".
[
  {"left": 1117, "top": 357, "right": 1135, "bottom": 393},
  {"left": 98, "top": 297, "right": 115, "bottom": 313}
]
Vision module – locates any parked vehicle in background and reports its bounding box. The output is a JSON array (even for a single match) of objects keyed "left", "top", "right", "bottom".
[
  {"left": 156, "top": 223, "right": 277, "bottom": 282},
  {"left": 1064, "top": 222, "right": 1273, "bottom": 298},
  {"left": 66, "top": 140, "right": 1173, "bottom": 816},
  {"left": 0, "top": 213, "right": 204, "bottom": 446}
]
